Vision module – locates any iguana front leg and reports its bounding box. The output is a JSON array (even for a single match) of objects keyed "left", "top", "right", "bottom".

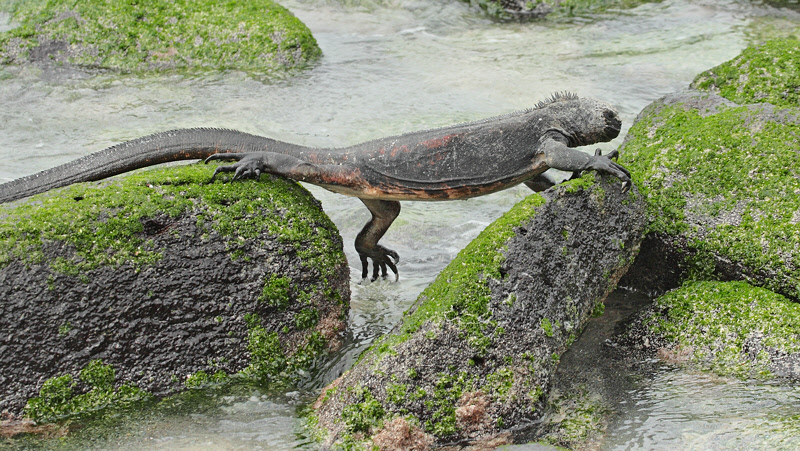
[
  {"left": 542, "top": 139, "right": 632, "bottom": 190},
  {"left": 356, "top": 199, "right": 400, "bottom": 282}
]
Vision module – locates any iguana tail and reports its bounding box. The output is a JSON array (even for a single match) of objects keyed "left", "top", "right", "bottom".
[{"left": 0, "top": 128, "right": 303, "bottom": 204}]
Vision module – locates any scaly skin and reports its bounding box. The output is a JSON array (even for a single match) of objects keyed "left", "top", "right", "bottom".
[{"left": 0, "top": 93, "right": 630, "bottom": 281}]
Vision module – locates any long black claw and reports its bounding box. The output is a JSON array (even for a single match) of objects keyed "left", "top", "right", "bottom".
[
  {"left": 360, "top": 255, "right": 369, "bottom": 281},
  {"left": 593, "top": 148, "right": 632, "bottom": 190},
  {"left": 209, "top": 164, "right": 236, "bottom": 182},
  {"left": 359, "top": 247, "right": 400, "bottom": 283},
  {"left": 371, "top": 261, "right": 380, "bottom": 282},
  {"left": 386, "top": 260, "right": 399, "bottom": 282}
]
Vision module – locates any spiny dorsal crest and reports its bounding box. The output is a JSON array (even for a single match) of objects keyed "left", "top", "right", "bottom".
[{"left": 534, "top": 91, "right": 580, "bottom": 109}]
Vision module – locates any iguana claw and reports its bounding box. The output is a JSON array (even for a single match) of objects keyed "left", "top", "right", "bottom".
[
  {"left": 205, "top": 153, "right": 267, "bottom": 182},
  {"left": 360, "top": 246, "right": 399, "bottom": 283},
  {"left": 568, "top": 148, "right": 631, "bottom": 192}
]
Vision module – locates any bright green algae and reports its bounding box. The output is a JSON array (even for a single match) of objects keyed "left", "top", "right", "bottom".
[
  {"left": 619, "top": 102, "right": 800, "bottom": 296},
  {"left": 644, "top": 280, "right": 800, "bottom": 378},
  {"left": 0, "top": 0, "right": 321, "bottom": 73},
  {"left": 243, "top": 312, "right": 326, "bottom": 385},
  {"left": 693, "top": 39, "right": 800, "bottom": 108},
  {"left": 24, "top": 360, "right": 151, "bottom": 424}
]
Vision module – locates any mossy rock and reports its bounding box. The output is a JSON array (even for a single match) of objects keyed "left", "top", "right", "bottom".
[
  {"left": 618, "top": 90, "right": 800, "bottom": 299},
  {"left": 626, "top": 280, "right": 800, "bottom": 379},
  {"left": 311, "top": 174, "right": 646, "bottom": 449},
  {"left": 0, "top": 0, "right": 321, "bottom": 73},
  {"left": 0, "top": 162, "right": 349, "bottom": 421},
  {"left": 465, "top": 0, "right": 659, "bottom": 21},
  {"left": 692, "top": 39, "right": 800, "bottom": 108}
]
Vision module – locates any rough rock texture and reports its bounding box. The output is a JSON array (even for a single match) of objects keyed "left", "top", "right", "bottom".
[
  {"left": 311, "top": 173, "right": 646, "bottom": 449},
  {"left": 0, "top": 163, "right": 348, "bottom": 420},
  {"left": 622, "top": 280, "right": 800, "bottom": 379},
  {"left": 618, "top": 89, "right": 800, "bottom": 299}
]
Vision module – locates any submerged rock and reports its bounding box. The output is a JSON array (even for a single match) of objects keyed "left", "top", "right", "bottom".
[
  {"left": 0, "top": 0, "right": 321, "bottom": 73},
  {"left": 624, "top": 280, "right": 800, "bottom": 379},
  {"left": 310, "top": 173, "right": 646, "bottom": 449},
  {"left": 0, "top": 163, "right": 348, "bottom": 422}
]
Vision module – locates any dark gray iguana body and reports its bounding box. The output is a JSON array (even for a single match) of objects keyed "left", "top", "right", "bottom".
[{"left": 0, "top": 93, "right": 630, "bottom": 281}]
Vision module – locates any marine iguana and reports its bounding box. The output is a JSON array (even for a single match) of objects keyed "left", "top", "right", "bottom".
[{"left": 0, "top": 93, "right": 630, "bottom": 281}]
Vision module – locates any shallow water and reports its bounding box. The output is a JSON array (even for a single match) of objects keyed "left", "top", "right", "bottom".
[
  {"left": 1, "top": 0, "right": 799, "bottom": 448},
  {"left": 603, "top": 370, "right": 800, "bottom": 450}
]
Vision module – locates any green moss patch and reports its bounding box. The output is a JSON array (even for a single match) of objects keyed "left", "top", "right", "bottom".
[
  {"left": 0, "top": 162, "right": 344, "bottom": 284},
  {"left": 644, "top": 280, "right": 800, "bottom": 377},
  {"left": 619, "top": 102, "right": 800, "bottom": 296},
  {"left": 0, "top": 0, "right": 320, "bottom": 73},
  {"left": 340, "top": 387, "right": 386, "bottom": 435},
  {"left": 692, "top": 39, "right": 800, "bottom": 107},
  {"left": 540, "top": 386, "right": 608, "bottom": 448},
  {"left": 244, "top": 313, "right": 326, "bottom": 385},
  {"left": 24, "top": 360, "right": 151, "bottom": 424}
]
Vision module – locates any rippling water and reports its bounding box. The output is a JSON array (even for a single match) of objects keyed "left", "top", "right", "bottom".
[
  {"left": 603, "top": 370, "right": 800, "bottom": 450},
  {"left": 1, "top": 0, "right": 799, "bottom": 448}
]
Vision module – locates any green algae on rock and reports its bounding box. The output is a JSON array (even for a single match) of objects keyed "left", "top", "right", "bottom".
[
  {"left": 0, "top": 0, "right": 320, "bottom": 73},
  {"left": 311, "top": 174, "right": 646, "bottom": 449},
  {"left": 692, "top": 39, "right": 800, "bottom": 108},
  {"left": 24, "top": 360, "right": 151, "bottom": 425},
  {"left": 0, "top": 163, "right": 349, "bottom": 420},
  {"left": 618, "top": 90, "right": 800, "bottom": 299},
  {"left": 632, "top": 280, "right": 800, "bottom": 379}
]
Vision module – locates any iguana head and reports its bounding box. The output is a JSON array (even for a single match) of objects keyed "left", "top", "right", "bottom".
[{"left": 535, "top": 93, "right": 622, "bottom": 147}]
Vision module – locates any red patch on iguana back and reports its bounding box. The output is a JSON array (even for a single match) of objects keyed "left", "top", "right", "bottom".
[{"left": 420, "top": 133, "right": 460, "bottom": 149}]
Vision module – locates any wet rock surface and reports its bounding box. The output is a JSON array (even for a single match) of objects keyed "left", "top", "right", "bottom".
[
  {"left": 0, "top": 165, "right": 349, "bottom": 419},
  {"left": 620, "top": 280, "right": 800, "bottom": 379},
  {"left": 311, "top": 174, "right": 646, "bottom": 449},
  {"left": 526, "top": 289, "right": 655, "bottom": 449}
]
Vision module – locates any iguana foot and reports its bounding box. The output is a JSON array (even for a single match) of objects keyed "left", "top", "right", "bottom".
[
  {"left": 205, "top": 152, "right": 268, "bottom": 182},
  {"left": 358, "top": 246, "right": 399, "bottom": 283},
  {"left": 570, "top": 148, "right": 632, "bottom": 192},
  {"left": 356, "top": 199, "right": 402, "bottom": 283}
]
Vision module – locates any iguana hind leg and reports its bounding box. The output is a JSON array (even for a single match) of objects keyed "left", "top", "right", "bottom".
[
  {"left": 524, "top": 172, "right": 558, "bottom": 192},
  {"left": 356, "top": 198, "right": 401, "bottom": 282}
]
